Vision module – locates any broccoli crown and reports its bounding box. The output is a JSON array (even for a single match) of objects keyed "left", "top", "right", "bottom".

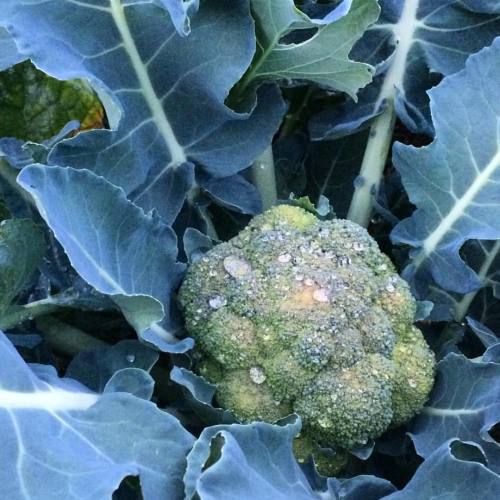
[{"left": 179, "top": 205, "right": 435, "bottom": 454}]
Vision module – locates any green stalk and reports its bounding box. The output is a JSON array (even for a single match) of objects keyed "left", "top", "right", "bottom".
[
  {"left": 0, "top": 294, "right": 75, "bottom": 330},
  {"left": 347, "top": 100, "right": 396, "bottom": 226},
  {"left": 252, "top": 146, "right": 278, "bottom": 211},
  {"left": 347, "top": 0, "right": 420, "bottom": 227},
  {"left": 36, "top": 316, "right": 107, "bottom": 355}
]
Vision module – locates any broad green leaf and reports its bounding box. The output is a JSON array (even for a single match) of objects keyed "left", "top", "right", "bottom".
[
  {"left": 386, "top": 440, "right": 500, "bottom": 500},
  {"left": 154, "top": 0, "right": 199, "bottom": 35},
  {"left": 17, "top": 165, "right": 191, "bottom": 352},
  {"left": 0, "top": 218, "right": 44, "bottom": 315},
  {"left": 0, "top": 60, "right": 104, "bottom": 142},
  {"left": 391, "top": 38, "right": 500, "bottom": 296},
  {"left": 410, "top": 353, "right": 500, "bottom": 459},
  {"left": 170, "top": 366, "right": 236, "bottom": 425},
  {"left": 311, "top": 0, "right": 500, "bottom": 138},
  {"left": 0, "top": 27, "right": 25, "bottom": 71},
  {"left": 184, "top": 417, "right": 319, "bottom": 500},
  {"left": 0, "top": 0, "right": 285, "bottom": 225},
  {"left": 424, "top": 240, "right": 500, "bottom": 322},
  {"left": 0, "top": 330, "right": 194, "bottom": 500},
  {"left": 237, "top": 0, "right": 380, "bottom": 98}
]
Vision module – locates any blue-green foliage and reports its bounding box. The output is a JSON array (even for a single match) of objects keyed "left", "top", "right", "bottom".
[
  {"left": 0, "top": 329, "right": 194, "bottom": 499},
  {"left": 410, "top": 352, "right": 500, "bottom": 460},
  {"left": 392, "top": 40, "right": 500, "bottom": 297},
  {"left": 0, "top": 28, "right": 24, "bottom": 70},
  {"left": 385, "top": 440, "right": 500, "bottom": 500},
  {"left": 0, "top": 0, "right": 499, "bottom": 498},
  {"left": 310, "top": 0, "right": 500, "bottom": 138}
]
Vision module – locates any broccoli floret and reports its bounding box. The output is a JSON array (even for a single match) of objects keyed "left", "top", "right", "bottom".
[{"left": 179, "top": 205, "right": 435, "bottom": 472}]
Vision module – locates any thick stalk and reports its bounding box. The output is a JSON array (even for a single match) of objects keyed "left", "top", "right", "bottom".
[
  {"left": 347, "top": 101, "right": 396, "bottom": 226},
  {"left": 347, "top": 0, "right": 419, "bottom": 226},
  {"left": 36, "top": 316, "right": 107, "bottom": 355},
  {"left": 0, "top": 294, "right": 74, "bottom": 330},
  {"left": 252, "top": 146, "right": 278, "bottom": 211}
]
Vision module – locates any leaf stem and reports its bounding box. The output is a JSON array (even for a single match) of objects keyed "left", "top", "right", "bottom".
[
  {"left": 252, "top": 146, "right": 278, "bottom": 211},
  {"left": 0, "top": 293, "right": 76, "bottom": 331},
  {"left": 36, "top": 316, "right": 107, "bottom": 355},
  {"left": 347, "top": 0, "right": 419, "bottom": 226},
  {"left": 346, "top": 100, "right": 396, "bottom": 226}
]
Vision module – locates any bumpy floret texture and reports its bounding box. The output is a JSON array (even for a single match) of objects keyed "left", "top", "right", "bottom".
[{"left": 179, "top": 206, "right": 435, "bottom": 455}]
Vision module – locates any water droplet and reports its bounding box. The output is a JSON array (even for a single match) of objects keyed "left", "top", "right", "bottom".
[
  {"left": 249, "top": 366, "right": 266, "bottom": 385},
  {"left": 337, "top": 256, "right": 351, "bottom": 267},
  {"left": 208, "top": 295, "right": 227, "bottom": 310},
  {"left": 126, "top": 354, "right": 135, "bottom": 363},
  {"left": 304, "top": 278, "right": 315, "bottom": 286},
  {"left": 385, "top": 282, "right": 396, "bottom": 293},
  {"left": 353, "top": 242, "right": 364, "bottom": 252},
  {"left": 318, "top": 417, "right": 331, "bottom": 429},
  {"left": 277, "top": 253, "right": 291, "bottom": 263},
  {"left": 353, "top": 175, "right": 365, "bottom": 188},
  {"left": 408, "top": 379, "right": 417, "bottom": 388},
  {"left": 223, "top": 255, "right": 251, "bottom": 278},
  {"left": 313, "top": 288, "right": 330, "bottom": 303}
]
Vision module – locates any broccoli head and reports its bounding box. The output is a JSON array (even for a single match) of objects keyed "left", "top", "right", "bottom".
[{"left": 179, "top": 205, "right": 435, "bottom": 467}]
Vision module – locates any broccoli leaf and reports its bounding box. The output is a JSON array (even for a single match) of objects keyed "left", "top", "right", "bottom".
[
  {"left": 17, "top": 165, "right": 190, "bottom": 352},
  {"left": 462, "top": 1, "right": 500, "bottom": 15},
  {"left": 0, "top": 0, "right": 285, "bottom": 225},
  {"left": 0, "top": 330, "right": 194, "bottom": 500},
  {"left": 310, "top": 0, "right": 500, "bottom": 138},
  {"left": 237, "top": 0, "right": 379, "bottom": 99},
  {"left": 66, "top": 339, "right": 159, "bottom": 393},
  {"left": 0, "top": 61, "right": 103, "bottom": 142},
  {"left": 410, "top": 353, "right": 500, "bottom": 459},
  {"left": 391, "top": 38, "right": 500, "bottom": 297},
  {"left": 170, "top": 366, "right": 236, "bottom": 425},
  {"left": 184, "top": 416, "right": 322, "bottom": 500},
  {"left": 0, "top": 218, "right": 45, "bottom": 315},
  {"left": 467, "top": 317, "right": 499, "bottom": 349},
  {"left": 0, "top": 27, "right": 25, "bottom": 71},
  {"left": 154, "top": 0, "right": 199, "bottom": 35},
  {"left": 386, "top": 440, "right": 500, "bottom": 499},
  {"left": 327, "top": 475, "right": 395, "bottom": 499},
  {"left": 424, "top": 240, "right": 500, "bottom": 322}
]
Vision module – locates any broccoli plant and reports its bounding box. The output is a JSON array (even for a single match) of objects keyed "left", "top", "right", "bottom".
[
  {"left": 0, "top": 1, "right": 499, "bottom": 499},
  {"left": 179, "top": 205, "right": 435, "bottom": 472}
]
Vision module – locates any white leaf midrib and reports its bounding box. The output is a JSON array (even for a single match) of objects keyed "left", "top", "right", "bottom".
[
  {"left": 422, "top": 405, "right": 489, "bottom": 417},
  {"left": 110, "top": 0, "right": 187, "bottom": 165},
  {"left": 422, "top": 135, "right": 500, "bottom": 256},
  {"left": 0, "top": 389, "right": 99, "bottom": 411},
  {"left": 375, "top": 0, "right": 420, "bottom": 109}
]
